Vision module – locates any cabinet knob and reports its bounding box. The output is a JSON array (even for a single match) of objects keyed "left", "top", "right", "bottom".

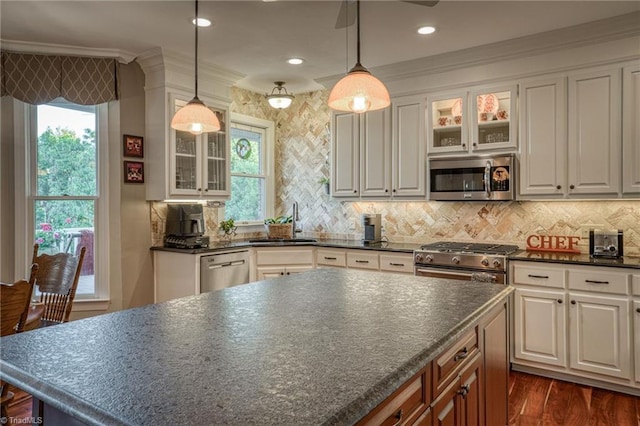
[
  {"left": 354, "top": 190, "right": 357, "bottom": 194},
  {"left": 557, "top": 299, "right": 563, "bottom": 304},
  {"left": 570, "top": 184, "right": 575, "bottom": 190},
  {"left": 472, "top": 142, "right": 477, "bottom": 147},
  {"left": 385, "top": 189, "right": 389, "bottom": 193},
  {"left": 197, "top": 188, "right": 202, "bottom": 192},
  {"left": 636, "top": 308, "right": 640, "bottom": 313},
  {"left": 462, "top": 143, "right": 466, "bottom": 148},
  {"left": 392, "top": 189, "right": 396, "bottom": 193},
  {"left": 280, "top": 272, "right": 284, "bottom": 276},
  {"left": 556, "top": 185, "right": 562, "bottom": 190},
  {"left": 571, "top": 300, "right": 576, "bottom": 305},
  {"left": 204, "top": 188, "right": 209, "bottom": 192}
]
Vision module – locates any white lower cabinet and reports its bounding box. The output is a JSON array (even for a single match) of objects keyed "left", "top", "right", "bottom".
[
  {"left": 255, "top": 247, "right": 314, "bottom": 281},
  {"left": 514, "top": 288, "right": 566, "bottom": 367},
  {"left": 511, "top": 261, "right": 637, "bottom": 393},
  {"left": 257, "top": 265, "right": 313, "bottom": 280},
  {"left": 568, "top": 293, "right": 630, "bottom": 379}
]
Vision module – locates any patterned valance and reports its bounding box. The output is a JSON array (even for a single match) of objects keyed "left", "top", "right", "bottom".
[{"left": 1, "top": 51, "right": 119, "bottom": 105}]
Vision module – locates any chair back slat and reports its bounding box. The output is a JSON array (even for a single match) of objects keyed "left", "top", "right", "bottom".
[
  {"left": 1, "top": 266, "right": 39, "bottom": 336},
  {"left": 32, "top": 244, "right": 86, "bottom": 324}
]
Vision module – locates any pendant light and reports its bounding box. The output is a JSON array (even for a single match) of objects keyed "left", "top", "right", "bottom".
[
  {"left": 171, "top": 0, "right": 220, "bottom": 135},
  {"left": 266, "top": 81, "right": 295, "bottom": 109},
  {"left": 328, "top": 0, "right": 390, "bottom": 114}
]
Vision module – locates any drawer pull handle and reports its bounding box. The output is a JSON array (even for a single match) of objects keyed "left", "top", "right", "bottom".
[
  {"left": 454, "top": 347, "right": 469, "bottom": 362},
  {"left": 355, "top": 260, "right": 369, "bottom": 264},
  {"left": 391, "top": 409, "right": 403, "bottom": 426},
  {"left": 528, "top": 274, "right": 549, "bottom": 279},
  {"left": 389, "top": 263, "right": 405, "bottom": 267},
  {"left": 324, "top": 256, "right": 337, "bottom": 260},
  {"left": 585, "top": 279, "right": 609, "bottom": 284}
]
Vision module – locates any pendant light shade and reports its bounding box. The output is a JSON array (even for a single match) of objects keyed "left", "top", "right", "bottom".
[
  {"left": 328, "top": 0, "right": 390, "bottom": 114},
  {"left": 171, "top": 0, "right": 220, "bottom": 135},
  {"left": 266, "top": 81, "right": 295, "bottom": 109}
]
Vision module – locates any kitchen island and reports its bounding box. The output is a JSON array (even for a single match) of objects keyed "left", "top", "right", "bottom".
[{"left": 0, "top": 269, "right": 512, "bottom": 425}]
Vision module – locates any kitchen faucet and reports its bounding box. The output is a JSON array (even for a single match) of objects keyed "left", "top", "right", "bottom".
[{"left": 292, "top": 202, "right": 302, "bottom": 239}]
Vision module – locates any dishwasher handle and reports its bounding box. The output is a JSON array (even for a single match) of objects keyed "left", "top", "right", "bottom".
[{"left": 206, "top": 259, "right": 246, "bottom": 269}]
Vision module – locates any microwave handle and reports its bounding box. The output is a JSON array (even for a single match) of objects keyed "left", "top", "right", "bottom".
[{"left": 484, "top": 162, "right": 492, "bottom": 197}]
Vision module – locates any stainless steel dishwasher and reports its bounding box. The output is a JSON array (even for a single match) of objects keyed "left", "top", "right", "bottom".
[{"left": 200, "top": 250, "right": 250, "bottom": 293}]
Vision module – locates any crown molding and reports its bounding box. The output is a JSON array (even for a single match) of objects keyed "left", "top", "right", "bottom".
[
  {"left": 0, "top": 39, "right": 136, "bottom": 63},
  {"left": 316, "top": 11, "right": 640, "bottom": 89}
]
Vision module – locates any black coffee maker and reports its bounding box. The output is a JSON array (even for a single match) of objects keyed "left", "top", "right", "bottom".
[{"left": 164, "top": 204, "right": 209, "bottom": 249}]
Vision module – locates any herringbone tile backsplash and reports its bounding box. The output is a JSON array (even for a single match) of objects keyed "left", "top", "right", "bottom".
[{"left": 151, "top": 87, "right": 640, "bottom": 257}]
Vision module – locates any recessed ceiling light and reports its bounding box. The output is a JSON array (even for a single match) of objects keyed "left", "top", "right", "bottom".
[
  {"left": 287, "top": 58, "right": 304, "bottom": 65},
  {"left": 192, "top": 18, "right": 211, "bottom": 27},
  {"left": 417, "top": 26, "right": 436, "bottom": 35}
]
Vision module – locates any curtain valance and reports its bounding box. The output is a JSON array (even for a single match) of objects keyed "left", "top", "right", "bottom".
[{"left": 1, "top": 51, "right": 119, "bottom": 105}]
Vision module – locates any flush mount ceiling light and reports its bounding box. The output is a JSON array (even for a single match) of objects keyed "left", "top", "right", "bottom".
[
  {"left": 171, "top": 0, "right": 220, "bottom": 135},
  {"left": 417, "top": 26, "right": 436, "bottom": 35},
  {"left": 287, "top": 58, "right": 304, "bottom": 65},
  {"left": 328, "top": 0, "right": 390, "bottom": 114},
  {"left": 266, "top": 81, "right": 295, "bottom": 109},
  {"left": 192, "top": 17, "right": 211, "bottom": 27}
]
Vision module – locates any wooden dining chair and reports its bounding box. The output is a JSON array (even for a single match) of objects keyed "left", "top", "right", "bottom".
[
  {"left": 0, "top": 264, "right": 40, "bottom": 418},
  {"left": 26, "top": 243, "right": 86, "bottom": 328}
]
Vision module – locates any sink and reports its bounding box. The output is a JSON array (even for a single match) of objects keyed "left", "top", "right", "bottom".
[{"left": 249, "top": 238, "right": 317, "bottom": 243}]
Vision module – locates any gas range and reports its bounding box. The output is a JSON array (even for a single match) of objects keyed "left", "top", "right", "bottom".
[{"left": 414, "top": 242, "right": 520, "bottom": 284}]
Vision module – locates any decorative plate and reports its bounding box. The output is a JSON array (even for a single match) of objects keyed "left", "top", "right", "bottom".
[
  {"left": 451, "top": 98, "right": 462, "bottom": 117},
  {"left": 477, "top": 94, "right": 499, "bottom": 114}
]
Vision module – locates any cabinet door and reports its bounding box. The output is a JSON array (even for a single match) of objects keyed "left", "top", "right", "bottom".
[
  {"left": 332, "top": 112, "right": 360, "bottom": 197},
  {"left": 623, "top": 64, "right": 640, "bottom": 195},
  {"left": 361, "top": 109, "right": 392, "bottom": 197},
  {"left": 519, "top": 77, "right": 567, "bottom": 197},
  {"left": 432, "top": 375, "right": 462, "bottom": 426},
  {"left": 202, "top": 108, "right": 230, "bottom": 197},
  {"left": 569, "top": 293, "right": 631, "bottom": 379},
  {"left": 513, "top": 288, "right": 567, "bottom": 368},
  {"left": 635, "top": 300, "right": 640, "bottom": 384},
  {"left": 459, "top": 354, "right": 481, "bottom": 426},
  {"left": 172, "top": 125, "right": 201, "bottom": 196},
  {"left": 567, "top": 68, "right": 621, "bottom": 195},
  {"left": 427, "top": 92, "right": 468, "bottom": 154},
  {"left": 470, "top": 85, "right": 518, "bottom": 152},
  {"left": 256, "top": 266, "right": 285, "bottom": 280},
  {"left": 392, "top": 98, "right": 426, "bottom": 197}
]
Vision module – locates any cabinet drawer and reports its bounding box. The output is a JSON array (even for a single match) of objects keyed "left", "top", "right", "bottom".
[
  {"left": 433, "top": 328, "right": 478, "bottom": 396},
  {"left": 256, "top": 249, "right": 313, "bottom": 266},
  {"left": 380, "top": 254, "right": 414, "bottom": 274},
  {"left": 568, "top": 268, "right": 629, "bottom": 295},
  {"left": 357, "top": 368, "right": 430, "bottom": 426},
  {"left": 347, "top": 251, "right": 380, "bottom": 270},
  {"left": 512, "top": 263, "right": 565, "bottom": 288},
  {"left": 316, "top": 249, "right": 346, "bottom": 267}
]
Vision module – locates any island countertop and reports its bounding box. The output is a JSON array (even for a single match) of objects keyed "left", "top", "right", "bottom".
[{"left": 0, "top": 269, "right": 512, "bottom": 426}]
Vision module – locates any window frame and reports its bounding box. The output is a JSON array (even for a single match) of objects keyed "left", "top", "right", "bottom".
[
  {"left": 15, "top": 99, "right": 110, "bottom": 308},
  {"left": 220, "top": 113, "right": 275, "bottom": 229}
]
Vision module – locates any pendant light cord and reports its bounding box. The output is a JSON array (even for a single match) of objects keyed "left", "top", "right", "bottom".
[
  {"left": 194, "top": 0, "right": 199, "bottom": 100},
  {"left": 355, "top": 0, "right": 361, "bottom": 66}
]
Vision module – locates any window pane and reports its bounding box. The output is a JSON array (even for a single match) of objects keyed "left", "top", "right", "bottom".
[
  {"left": 34, "top": 199, "right": 95, "bottom": 295},
  {"left": 231, "top": 127, "right": 262, "bottom": 175},
  {"left": 226, "top": 176, "right": 264, "bottom": 221},
  {"left": 36, "top": 104, "right": 96, "bottom": 196}
]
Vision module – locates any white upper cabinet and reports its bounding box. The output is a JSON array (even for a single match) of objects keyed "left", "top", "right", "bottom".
[
  {"left": 361, "top": 109, "right": 392, "bottom": 197},
  {"left": 567, "top": 67, "right": 621, "bottom": 196},
  {"left": 428, "top": 85, "right": 517, "bottom": 155},
  {"left": 623, "top": 64, "right": 640, "bottom": 196},
  {"left": 519, "top": 77, "right": 567, "bottom": 197},
  {"left": 331, "top": 111, "right": 360, "bottom": 197}
]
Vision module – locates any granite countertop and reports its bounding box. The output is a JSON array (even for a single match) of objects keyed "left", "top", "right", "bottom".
[
  {"left": 151, "top": 238, "right": 423, "bottom": 254},
  {"left": 0, "top": 269, "right": 512, "bottom": 426},
  {"left": 509, "top": 250, "right": 640, "bottom": 269}
]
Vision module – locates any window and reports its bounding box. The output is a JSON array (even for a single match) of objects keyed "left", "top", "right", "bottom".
[
  {"left": 223, "top": 113, "right": 274, "bottom": 225},
  {"left": 27, "top": 100, "right": 109, "bottom": 300}
]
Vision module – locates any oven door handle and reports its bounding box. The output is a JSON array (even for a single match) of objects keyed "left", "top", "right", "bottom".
[
  {"left": 415, "top": 268, "right": 476, "bottom": 280},
  {"left": 415, "top": 268, "right": 499, "bottom": 283},
  {"left": 484, "top": 161, "right": 492, "bottom": 198}
]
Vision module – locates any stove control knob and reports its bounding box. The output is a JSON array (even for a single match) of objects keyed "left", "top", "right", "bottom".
[
  {"left": 481, "top": 258, "right": 489, "bottom": 267},
  {"left": 425, "top": 255, "right": 434, "bottom": 263},
  {"left": 492, "top": 259, "right": 502, "bottom": 268},
  {"left": 415, "top": 254, "right": 423, "bottom": 263},
  {"left": 452, "top": 256, "right": 460, "bottom": 264}
]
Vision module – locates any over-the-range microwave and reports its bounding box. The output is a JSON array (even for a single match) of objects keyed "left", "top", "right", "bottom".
[{"left": 428, "top": 154, "right": 516, "bottom": 201}]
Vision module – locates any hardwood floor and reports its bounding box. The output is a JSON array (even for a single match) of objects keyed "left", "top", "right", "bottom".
[
  {"left": 5, "top": 371, "right": 640, "bottom": 425},
  {"left": 509, "top": 370, "right": 640, "bottom": 426}
]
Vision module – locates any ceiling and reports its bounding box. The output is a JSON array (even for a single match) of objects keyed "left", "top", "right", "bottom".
[{"left": 1, "top": 1, "right": 639, "bottom": 95}]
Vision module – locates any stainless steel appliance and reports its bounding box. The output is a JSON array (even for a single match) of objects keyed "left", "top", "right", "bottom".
[
  {"left": 429, "top": 154, "right": 515, "bottom": 201},
  {"left": 164, "top": 204, "right": 209, "bottom": 249},
  {"left": 362, "top": 213, "right": 382, "bottom": 244},
  {"left": 589, "top": 229, "right": 624, "bottom": 258},
  {"left": 414, "top": 242, "right": 520, "bottom": 284},
  {"left": 200, "top": 250, "right": 250, "bottom": 293}
]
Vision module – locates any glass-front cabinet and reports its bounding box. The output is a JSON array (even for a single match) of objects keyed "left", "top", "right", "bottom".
[
  {"left": 427, "top": 84, "right": 517, "bottom": 155},
  {"left": 170, "top": 97, "right": 229, "bottom": 199}
]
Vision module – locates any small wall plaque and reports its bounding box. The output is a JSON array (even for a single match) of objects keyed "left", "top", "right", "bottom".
[{"left": 526, "top": 234, "right": 581, "bottom": 254}]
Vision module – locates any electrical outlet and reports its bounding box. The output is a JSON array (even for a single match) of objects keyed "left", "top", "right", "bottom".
[
  {"left": 348, "top": 218, "right": 357, "bottom": 231},
  {"left": 579, "top": 224, "right": 603, "bottom": 238}
]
